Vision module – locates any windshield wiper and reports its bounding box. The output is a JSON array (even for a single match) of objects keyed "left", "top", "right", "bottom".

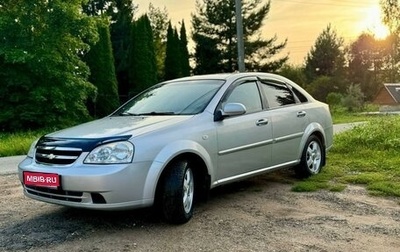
[
  {"left": 137, "top": 111, "right": 176, "bottom": 116},
  {"left": 118, "top": 112, "right": 140, "bottom": 116},
  {"left": 119, "top": 111, "right": 176, "bottom": 116}
]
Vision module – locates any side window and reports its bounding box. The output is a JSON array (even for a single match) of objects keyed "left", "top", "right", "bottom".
[
  {"left": 260, "top": 81, "right": 296, "bottom": 108},
  {"left": 292, "top": 87, "right": 309, "bottom": 103},
  {"left": 224, "top": 82, "right": 262, "bottom": 114}
]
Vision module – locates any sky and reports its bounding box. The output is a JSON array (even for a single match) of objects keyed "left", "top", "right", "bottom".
[{"left": 134, "top": 0, "right": 389, "bottom": 66}]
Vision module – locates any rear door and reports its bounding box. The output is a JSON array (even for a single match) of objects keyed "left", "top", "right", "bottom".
[{"left": 259, "top": 80, "right": 309, "bottom": 166}]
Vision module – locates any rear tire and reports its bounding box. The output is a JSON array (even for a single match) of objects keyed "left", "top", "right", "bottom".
[
  {"left": 295, "top": 135, "right": 324, "bottom": 178},
  {"left": 161, "top": 159, "right": 194, "bottom": 224}
]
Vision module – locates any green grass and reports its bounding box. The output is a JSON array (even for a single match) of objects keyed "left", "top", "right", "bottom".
[
  {"left": 332, "top": 112, "right": 374, "bottom": 124},
  {"left": 293, "top": 115, "right": 400, "bottom": 197},
  {"left": 0, "top": 130, "right": 48, "bottom": 157},
  {"left": 330, "top": 104, "right": 379, "bottom": 124}
]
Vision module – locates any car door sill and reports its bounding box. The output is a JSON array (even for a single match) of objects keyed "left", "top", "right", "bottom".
[{"left": 213, "top": 160, "right": 299, "bottom": 187}]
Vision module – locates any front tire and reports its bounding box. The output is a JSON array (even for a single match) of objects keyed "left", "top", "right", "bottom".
[
  {"left": 295, "top": 135, "right": 324, "bottom": 178},
  {"left": 161, "top": 160, "right": 195, "bottom": 224}
]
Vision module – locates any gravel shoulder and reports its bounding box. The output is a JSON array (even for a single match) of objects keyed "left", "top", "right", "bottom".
[{"left": 1, "top": 169, "right": 399, "bottom": 252}]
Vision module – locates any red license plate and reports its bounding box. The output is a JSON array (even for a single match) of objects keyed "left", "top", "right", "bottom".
[{"left": 24, "top": 172, "right": 60, "bottom": 188}]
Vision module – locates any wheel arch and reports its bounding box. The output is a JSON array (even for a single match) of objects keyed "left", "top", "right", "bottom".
[
  {"left": 155, "top": 153, "right": 211, "bottom": 205},
  {"left": 300, "top": 123, "right": 327, "bottom": 166},
  {"left": 143, "top": 140, "right": 213, "bottom": 205}
]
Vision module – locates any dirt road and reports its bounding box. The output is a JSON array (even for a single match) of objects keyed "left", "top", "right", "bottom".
[{"left": 1, "top": 169, "right": 399, "bottom": 252}]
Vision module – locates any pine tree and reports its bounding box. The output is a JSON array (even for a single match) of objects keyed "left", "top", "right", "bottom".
[
  {"left": 305, "top": 24, "right": 346, "bottom": 80},
  {"left": 192, "top": 33, "right": 222, "bottom": 74},
  {"left": 305, "top": 25, "right": 347, "bottom": 101},
  {"left": 191, "top": 0, "right": 287, "bottom": 73}
]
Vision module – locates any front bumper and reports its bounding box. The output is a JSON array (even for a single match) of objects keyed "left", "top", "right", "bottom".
[{"left": 18, "top": 154, "right": 155, "bottom": 210}]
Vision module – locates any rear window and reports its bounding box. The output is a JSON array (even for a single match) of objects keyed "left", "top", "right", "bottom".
[{"left": 260, "top": 82, "right": 296, "bottom": 108}]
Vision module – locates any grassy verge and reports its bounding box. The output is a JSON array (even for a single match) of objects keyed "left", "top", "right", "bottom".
[
  {"left": 330, "top": 104, "right": 379, "bottom": 124},
  {"left": 0, "top": 130, "right": 48, "bottom": 157},
  {"left": 293, "top": 115, "right": 400, "bottom": 197},
  {"left": 332, "top": 112, "right": 375, "bottom": 124}
]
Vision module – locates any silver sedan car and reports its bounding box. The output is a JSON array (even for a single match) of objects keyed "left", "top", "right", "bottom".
[{"left": 18, "top": 72, "right": 333, "bottom": 224}]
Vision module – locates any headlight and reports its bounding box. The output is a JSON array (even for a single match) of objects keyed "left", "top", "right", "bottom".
[
  {"left": 84, "top": 141, "right": 134, "bottom": 164},
  {"left": 27, "top": 139, "right": 39, "bottom": 158}
]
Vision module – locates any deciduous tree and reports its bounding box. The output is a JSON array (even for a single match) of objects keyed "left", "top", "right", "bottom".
[
  {"left": 0, "top": 0, "right": 98, "bottom": 131},
  {"left": 278, "top": 64, "right": 307, "bottom": 87},
  {"left": 380, "top": 0, "right": 400, "bottom": 82},
  {"left": 348, "top": 33, "right": 393, "bottom": 100}
]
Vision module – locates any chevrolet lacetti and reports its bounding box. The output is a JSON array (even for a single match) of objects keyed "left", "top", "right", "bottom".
[{"left": 18, "top": 72, "right": 333, "bottom": 224}]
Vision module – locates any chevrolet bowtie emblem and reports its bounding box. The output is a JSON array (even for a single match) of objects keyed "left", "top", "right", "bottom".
[{"left": 47, "top": 153, "right": 56, "bottom": 160}]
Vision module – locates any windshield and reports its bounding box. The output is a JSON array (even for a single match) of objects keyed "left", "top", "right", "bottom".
[{"left": 113, "top": 80, "right": 225, "bottom": 116}]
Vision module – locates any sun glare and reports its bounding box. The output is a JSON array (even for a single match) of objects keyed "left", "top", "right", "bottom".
[{"left": 360, "top": 5, "right": 390, "bottom": 39}]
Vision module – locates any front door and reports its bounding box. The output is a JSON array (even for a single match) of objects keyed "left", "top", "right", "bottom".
[{"left": 216, "top": 81, "right": 273, "bottom": 182}]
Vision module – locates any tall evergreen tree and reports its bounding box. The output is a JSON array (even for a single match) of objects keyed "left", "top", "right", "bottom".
[
  {"left": 130, "top": 15, "right": 157, "bottom": 95},
  {"left": 179, "top": 20, "right": 191, "bottom": 76},
  {"left": 84, "top": 19, "right": 120, "bottom": 117},
  {"left": 191, "top": 0, "right": 287, "bottom": 73},
  {"left": 110, "top": 0, "right": 137, "bottom": 101},
  {"left": 304, "top": 24, "right": 346, "bottom": 80},
  {"left": 0, "top": 0, "right": 98, "bottom": 131},
  {"left": 83, "top": 0, "right": 138, "bottom": 100},
  {"left": 304, "top": 25, "right": 347, "bottom": 101},
  {"left": 164, "top": 22, "right": 183, "bottom": 80},
  {"left": 148, "top": 3, "right": 170, "bottom": 81},
  {"left": 192, "top": 33, "right": 222, "bottom": 74}
]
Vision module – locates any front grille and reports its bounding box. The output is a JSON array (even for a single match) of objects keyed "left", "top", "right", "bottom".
[
  {"left": 35, "top": 146, "right": 82, "bottom": 165},
  {"left": 33, "top": 135, "right": 132, "bottom": 165},
  {"left": 25, "top": 185, "right": 83, "bottom": 202}
]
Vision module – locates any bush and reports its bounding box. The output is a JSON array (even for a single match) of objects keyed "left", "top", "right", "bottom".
[
  {"left": 341, "top": 84, "right": 364, "bottom": 112},
  {"left": 326, "top": 92, "right": 343, "bottom": 108}
]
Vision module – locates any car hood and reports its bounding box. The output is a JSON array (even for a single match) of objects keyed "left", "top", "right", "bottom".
[{"left": 46, "top": 116, "right": 192, "bottom": 139}]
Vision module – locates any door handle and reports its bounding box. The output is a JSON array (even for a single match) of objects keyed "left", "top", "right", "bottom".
[
  {"left": 297, "top": 111, "right": 306, "bottom": 118},
  {"left": 256, "top": 118, "right": 269, "bottom": 126}
]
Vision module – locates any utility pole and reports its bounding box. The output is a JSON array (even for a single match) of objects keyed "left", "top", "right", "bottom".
[{"left": 235, "top": 0, "right": 245, "bottom": 72}]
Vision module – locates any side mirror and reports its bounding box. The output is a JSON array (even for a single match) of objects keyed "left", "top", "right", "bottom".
[{"left": 214, "top": 103, "right": 246, "bottom": 121}]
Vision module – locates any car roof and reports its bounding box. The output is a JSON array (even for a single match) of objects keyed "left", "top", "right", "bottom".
[
  {"left": 163, "top": 72, "right": 284, "bottom": 83},
  {"left": 161, "top": 72, "right": 314, "bottom": 101}
]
